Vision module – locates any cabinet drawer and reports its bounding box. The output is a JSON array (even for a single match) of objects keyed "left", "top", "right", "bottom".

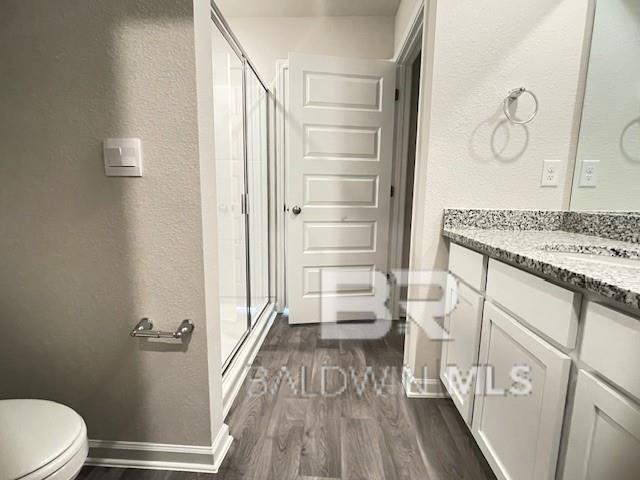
[
  {"left": 562, "top": 371, "right": 640, "bottom": 480},
  {"left": 473, "top": 302, "right": 571, "bottom": 480},
  {"left": 486, "top": 259, "right": 580, "bottom": 349},
  {"left": 440, "top": 281, "right": 484, "bottom": 425},
  {"left": 449, "top": 243, "right": 487, "bottom": 291},
  {"left": 580, "top": 302, "right": 640, "bottom": 401}
]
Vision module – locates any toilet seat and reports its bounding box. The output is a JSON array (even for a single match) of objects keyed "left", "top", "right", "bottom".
[{"left": 0, "top": 399, "right": 88, "bottom": 480}]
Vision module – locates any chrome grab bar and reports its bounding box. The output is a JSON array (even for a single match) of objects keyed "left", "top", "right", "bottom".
[{"left": 130, "top": 318, "right": 194, "bottom": 339}]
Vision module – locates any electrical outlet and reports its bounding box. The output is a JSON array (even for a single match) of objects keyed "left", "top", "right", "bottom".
[
  {"left": 541, "top": 160, "right": 561, "bottom": 187},
  {"left": 579, "top": 159, "right": 599, "bottom": 187}
]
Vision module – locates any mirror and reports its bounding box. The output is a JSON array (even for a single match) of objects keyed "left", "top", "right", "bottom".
[{"left": 570, "top": 0, "right": 640, "bottom": 212}]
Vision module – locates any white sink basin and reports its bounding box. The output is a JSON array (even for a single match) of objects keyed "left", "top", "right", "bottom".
[
  {"left": 563, "top": 252, "right": 640, "bottom": 269},
  {"left": 537, "top": 244, "right": 640, "bottom": 269}
]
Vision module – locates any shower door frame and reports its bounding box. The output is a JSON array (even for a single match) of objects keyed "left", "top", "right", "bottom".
[{"left": 210, "top": 8, "right": 275, "bottom": 374}]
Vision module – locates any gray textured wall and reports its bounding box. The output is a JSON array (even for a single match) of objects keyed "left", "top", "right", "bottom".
[{"left": 0, "top": 0, "right": 212, "bottom": 445}]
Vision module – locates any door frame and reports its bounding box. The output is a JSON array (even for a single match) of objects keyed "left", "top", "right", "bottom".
[
  {"left": 387, "top": 0, "right": 425, "bottom": 320},
  {"left": 275, "top": 59, "right": 289, "bottom": 312}
]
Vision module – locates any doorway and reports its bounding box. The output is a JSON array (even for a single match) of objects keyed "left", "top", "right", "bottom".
[{"left": 398, "top": 52, "right": 422, "bottom": 314}]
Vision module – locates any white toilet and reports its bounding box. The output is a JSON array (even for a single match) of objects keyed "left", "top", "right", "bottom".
[{"left": 0, "top": 399, "right": 88, "bottom": 480}]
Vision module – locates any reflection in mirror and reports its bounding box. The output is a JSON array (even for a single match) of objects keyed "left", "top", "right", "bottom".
[{"left": 571, "top": 0, "right": 640, "bottom": 212}]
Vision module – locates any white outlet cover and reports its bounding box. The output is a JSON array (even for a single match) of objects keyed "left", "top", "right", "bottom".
[
  {"left": 541, "top": 159, "right": 561, "bottom": 187},
  {"left": 579, "top": 159, "right": 599, "bottom": 188}
]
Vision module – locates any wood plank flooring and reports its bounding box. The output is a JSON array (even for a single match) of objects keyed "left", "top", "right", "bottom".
[{"left": 77, "top": 316, "right": 495, "bottom": 480}]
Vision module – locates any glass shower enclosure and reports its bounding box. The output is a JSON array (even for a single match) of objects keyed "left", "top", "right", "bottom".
[{"left": 211, "top": 22, "right": 271, "bottom": 370}]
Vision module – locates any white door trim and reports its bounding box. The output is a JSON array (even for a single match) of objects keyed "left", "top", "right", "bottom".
[
  {"left": 275, "top": 59, "right": 289, "bottom": 312},
  {"left": 393, "top": 0, "right": 426, "bottom": 64},
  {"left": 387, "top": 2, "right": 425, "bottom": 320},
  {"left": 395, "top": 0, "right": 440, "bottom": 387}
]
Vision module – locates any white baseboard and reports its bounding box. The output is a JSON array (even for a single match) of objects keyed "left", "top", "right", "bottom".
[
  {"left": 84, "top": 457, "right": 217, "bottom": 473},
  {"left": 211, "top": 423, "right": 233, "bottom": 471},
  {"left": 222, "top": 305, "right": 277, "bottom": 418},
  {"left": 402, "top": 373, "right": 448, "bottom": 398},
  {"left": 86, "top": 423, "right": 232, "bottom": 473},
  {"left": 84, "top": 306, "right": 277, "bottom": 474}
]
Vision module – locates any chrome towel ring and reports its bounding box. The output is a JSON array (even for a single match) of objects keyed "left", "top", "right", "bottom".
[{"left": 503, "top": 87, "right": 539, "bottom": 125}]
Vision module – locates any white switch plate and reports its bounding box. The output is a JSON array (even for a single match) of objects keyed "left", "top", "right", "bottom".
[
  {"left": 541, "top": 159, "right": 561, "bottom": 187},
  {"left": 579, "top": 159, "right": 599, "bottom": 187},
  {"left": 103, "top": 138, "right": 143, "bottom": 177}
]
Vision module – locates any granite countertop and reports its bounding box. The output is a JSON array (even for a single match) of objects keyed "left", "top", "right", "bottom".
[{"left": 442, "top": 210, "right": 640, "bottom": 312}]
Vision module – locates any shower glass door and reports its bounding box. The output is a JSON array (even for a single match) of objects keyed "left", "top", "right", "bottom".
[
  {"left": 212, "top": 18, "right": 272, "bottom": 370},
  {"left": 245, "top": 66, "right": 270, "bottom": 326},
  {"left": 212, "top": 25, "right": 249, "bottom": 366}
]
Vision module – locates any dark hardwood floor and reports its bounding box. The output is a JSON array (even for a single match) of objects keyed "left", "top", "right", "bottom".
[{"left": 77, "top": 316, "right": 495, "bottom": 479}]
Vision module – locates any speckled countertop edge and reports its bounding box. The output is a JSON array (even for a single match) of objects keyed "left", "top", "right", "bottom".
[{"left": 442, "top": 210, "right": 640, "bottom": 312}]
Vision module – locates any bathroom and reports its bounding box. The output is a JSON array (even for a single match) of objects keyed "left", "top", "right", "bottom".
[{"left": 0, "top": 0, "right": 638, "bottom": 479}]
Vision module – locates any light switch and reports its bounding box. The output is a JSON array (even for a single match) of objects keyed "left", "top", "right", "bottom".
[
  {"left": 541, "top": 159, "right": 561, "bottom": 187},
  {"left": 103, "top": 138, "right": 143, "bottom": 177},
  {"left": 579, "top": 159, "right": 599, "bottom": 187}
]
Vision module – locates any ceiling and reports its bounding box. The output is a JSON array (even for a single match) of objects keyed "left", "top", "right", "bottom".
[{"left": 216, "top": 0, "right": 401, "bottom": 18}]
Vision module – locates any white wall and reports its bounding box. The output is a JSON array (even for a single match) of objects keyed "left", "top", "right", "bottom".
[
  {"left": 571, "top": 0, "right": 640, "bottom": 211},
  {"left": 405, "top": 0, "right": 592, "bottom": 383},
  {"left": 226, "top": 16, "right": 395, "bottom": 83},
  {"left": 194, "top": 0, "right": 228, "bottom": 459},
  {"left": 0, "top": 0, "right": 218, "bottom": 447}
]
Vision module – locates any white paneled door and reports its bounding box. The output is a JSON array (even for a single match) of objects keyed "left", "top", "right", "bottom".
[{"left": 286, "top": 53, "right": 396, "bottom": 324}]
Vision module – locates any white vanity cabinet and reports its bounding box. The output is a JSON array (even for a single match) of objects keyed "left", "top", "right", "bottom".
[
  {"left": 441, "top": 243, "right": 487, "bottom": 425},
  {"left": 441, "top": 281, "right": 484, "bottom": 424},
  {"left": 561, "top": 301, "right": 640, "bottom": 480},
  {"left": 486, "top": 259, "right": 580, "bottom": 349},
  {"left": 472, "top": 302, "right": 571, "bottom": 480},
  {"left": 448, "top": 243, "right": 487, "bottom": 291},
  {"left": 444, "top": 243, "right": 640, "bottom": 480},
  {"left": 562, "top": 371, "right": 640, "bottom": 480},
  {"left": 579, "top": 301, "right": 640, "bottom": 401}
]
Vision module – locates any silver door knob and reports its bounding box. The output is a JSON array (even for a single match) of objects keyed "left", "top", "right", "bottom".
[{"left": 291, "top": 205, "right": 302, "bottom": 215}]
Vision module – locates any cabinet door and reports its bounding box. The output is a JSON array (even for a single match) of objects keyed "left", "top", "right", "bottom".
[
  {"left": 440, "top": 280, "right": 484, "bottom": 425},
  {"left": 562, "top": 371, "right": 640, "bottom": 480},
  {"left": 472, "top": 302, "right": 571, "bottom": 480}
]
